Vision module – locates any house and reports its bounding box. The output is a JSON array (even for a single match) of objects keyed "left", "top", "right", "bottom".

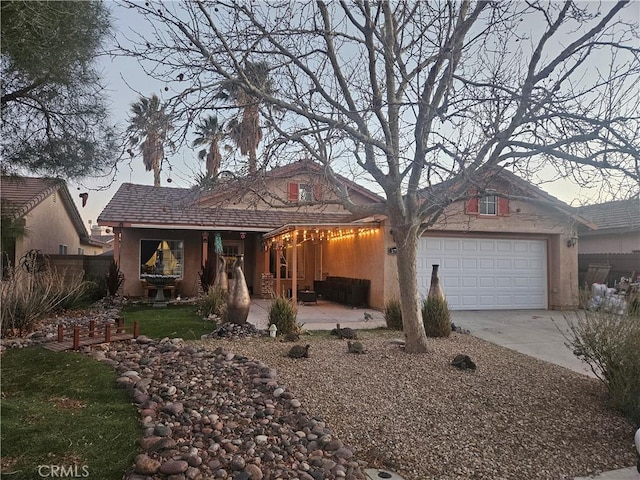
[
  {"left": 1, "top": 176, "right": 106, "bottom": 269},
  {"left": 575, "top": 198, "right": 640, "bottom": 285},
  {"left": 98, "top": 161, "right": 589, "bottom": 310}
]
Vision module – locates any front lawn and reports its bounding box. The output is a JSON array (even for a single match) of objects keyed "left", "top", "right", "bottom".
[
  {"left": 121, "top": 303, "right": 215, "bottom": 339},
  {"left": 0, "top": 347, "right": 140, "bottom": 480}
]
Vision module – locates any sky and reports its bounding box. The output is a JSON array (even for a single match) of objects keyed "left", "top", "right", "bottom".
[{"left": 69, "top": 2, "right": 637, "bottom": 233}]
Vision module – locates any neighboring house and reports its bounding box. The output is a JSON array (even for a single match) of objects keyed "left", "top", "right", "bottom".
[
  {"left": 90, "top": 224, "right": 115, "bottom": 254},
  {"left": 1, "top": 176, "right": 105, "bottom": 268},
  {"left": 575, "top": 198, "right": 640, "bottom": 285},
  {"left": 98, "top": 161, "right": 589, "bottom": 310}
]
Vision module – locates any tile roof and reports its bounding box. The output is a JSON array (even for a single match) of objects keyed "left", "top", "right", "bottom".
[
  {"left": 98, "top": 183, "right": 356, "bottom": 230},
  {"left": 1, "top": 176, "right": 64, "bottom": 217},
  {"left": 1, "top": 176, "right": 101, "bottom": 246},
  {"left": 575, "top": 198, "right": 640, "bottom": 231}
]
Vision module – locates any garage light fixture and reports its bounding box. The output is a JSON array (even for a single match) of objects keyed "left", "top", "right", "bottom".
[{"left": 567, "top": 236, "right": 578, "bottom": 248}]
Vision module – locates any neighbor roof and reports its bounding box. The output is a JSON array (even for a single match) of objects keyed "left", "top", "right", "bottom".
[
  {"left": 575, "top": 198, "right": 640, "bottom": 231},
  {"left": 1, "top": 176, "right": 101, "bottom": 246},
  {"left": 98, "top": 183, "right": 356, "bottom": 231}
]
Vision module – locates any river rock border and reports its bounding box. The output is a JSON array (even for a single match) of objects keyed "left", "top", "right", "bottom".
[{"left": 94, "top": 336, "right": 368, "bottom": 480}]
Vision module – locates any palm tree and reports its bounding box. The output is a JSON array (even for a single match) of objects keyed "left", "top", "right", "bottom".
[
  {"left": 219, "top": 61, "right": 272, "bottom": 174},
  {"left": 126, "top": 94, "right": 173, "bottom": 187},
  {"left": 192, "top": 115, "right": 224, "bottom": 177}
]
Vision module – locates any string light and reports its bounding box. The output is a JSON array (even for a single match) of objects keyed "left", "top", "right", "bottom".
[{"left": 264, "top": 226, "right": 379, "bottom": 248}]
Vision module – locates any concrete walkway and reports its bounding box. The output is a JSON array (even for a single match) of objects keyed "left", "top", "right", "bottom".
[{"left": 247, "top": 299, "right": 639, "bottom": 479}]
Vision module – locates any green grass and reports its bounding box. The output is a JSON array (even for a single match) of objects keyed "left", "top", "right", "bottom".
[
  {"left": 121, "top": 303, "right": 215, "bottom": 340},
  {"left": 1, "top": 347, "right": 140, "bottom": 479}
]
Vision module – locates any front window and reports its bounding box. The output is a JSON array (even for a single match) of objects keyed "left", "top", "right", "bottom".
[
  {"left": 140, "top": 239, "right": 184, "bottom": 278},
  {"left": 58, "top": 244, "right": 67, "bottom": 254},
  {"left": 299, "top": 184, "right": 313, "bottom": 202},
  {"left": 480, "top": 195, "right": 497, "bottom": 215}
]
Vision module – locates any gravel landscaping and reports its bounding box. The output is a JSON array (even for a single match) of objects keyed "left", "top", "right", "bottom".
[
  {"left": 200, "top": 330, "right": 637, "bottom": 480},
  {"left": 2, "top": 303, "right": 637, "bottom": 480}
]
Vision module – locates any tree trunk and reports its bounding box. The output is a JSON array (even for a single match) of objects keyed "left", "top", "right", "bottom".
[
  {"left": 153, "top": 157, "right": 161, "bottom": 187},
  {"left": 394, "top": 225, "right": 430, "bottom": 353},
  {"left": 248, "top": 148, "right": 257, "bottom": 174}
]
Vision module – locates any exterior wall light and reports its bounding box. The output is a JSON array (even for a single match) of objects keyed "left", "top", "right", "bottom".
[{"left": 567, "top": 236, "right": 578, "bottom": 248}]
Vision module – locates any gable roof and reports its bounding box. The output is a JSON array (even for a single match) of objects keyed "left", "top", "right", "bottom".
[
  {"left": 196, "top": 158, "right": 385, "bottom": 206},
  {"left": 419, "top": 169, "right": 596, "bottom": 228},
  {"left": 1, "top": 176, "right": 101, "bottom": 247},
  {"left": 575, "top": 198, "right": 640, "bottom": 232},
  {"left": 98, "top": 183, "right": 357, "bottom": 231}
]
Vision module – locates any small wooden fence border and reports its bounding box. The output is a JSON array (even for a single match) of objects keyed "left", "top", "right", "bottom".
[{"left": 55, "top": 318, "right": 139, "bottom": 350}]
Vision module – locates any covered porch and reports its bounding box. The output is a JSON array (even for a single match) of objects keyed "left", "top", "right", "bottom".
[{"left": 262, "top": 221, "right": 383, "bottom": 306}]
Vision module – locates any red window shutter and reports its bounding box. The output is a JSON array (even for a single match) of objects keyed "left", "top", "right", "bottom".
[
  {"left": 313, "top": 184, "right": 324, "bottom": 201},
  {"left": 466, "top": 189, "right": 479, "bottom": 214},
  {"left": 498, "top": 197, "right": 509, "bottom": 216},
  {"left": 287, "top": 182, "right": 299, "bottom": 201}
]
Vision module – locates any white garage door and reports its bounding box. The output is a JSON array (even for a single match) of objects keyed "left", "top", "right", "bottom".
[{"left": 417, "top": 237, "right": 547, "bottom": 310}]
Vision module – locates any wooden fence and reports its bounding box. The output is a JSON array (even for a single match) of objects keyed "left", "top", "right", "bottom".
[{"left": 578, "top": 252, "right": 640, "bottom": 287}]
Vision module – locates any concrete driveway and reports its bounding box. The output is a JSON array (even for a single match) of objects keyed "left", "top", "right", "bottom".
[{"left": 450, "top": 309, "right": 597, "bottom": 377}]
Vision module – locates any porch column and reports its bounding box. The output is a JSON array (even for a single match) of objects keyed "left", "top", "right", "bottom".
[
  {"left": 275, "top": 243, "right": 281, "bottom": 296},
  {"left": 263, "top": 244, "right": 269, "bottom": 275},
  {"left": 291, "top": 230, "right": 298, "bottom": 303},
  {"left": 202, "top": 232, "right": 209, "bottom": 266}
]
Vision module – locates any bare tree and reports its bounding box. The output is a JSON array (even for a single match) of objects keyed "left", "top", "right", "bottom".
[{"left": 120, "top": 0, "right": 639, "bottom": 353}]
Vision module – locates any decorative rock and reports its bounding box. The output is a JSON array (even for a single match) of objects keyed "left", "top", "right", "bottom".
[
  {"left": 159, "top": 459, "right": 189, "bottom": 475},
  {"left": 325, "top": 439, "right": 343, "bottom": 451},
  {"left": 334, "top": 447, "right": 354, "bottom": 460},
  {"left": 230, "top": 455, "right": 246, "bottom": 470},
  {"left": 8, "top": 299, "right": 370, "bottom": 480},
  {"left": 244, "top": 463, "right": 264, "bottom": 480},
  {"left": 135, "top": 335, "right": 154, "bottom": 344},
  {"left": 134, "top": 454, "right": 161, "bottom": 475},
  {"left": 162, "top": 402, "right": 185, "bottom": 415},
  {"left": 154, "top": 425, "right": 172, "bottom": 437}
]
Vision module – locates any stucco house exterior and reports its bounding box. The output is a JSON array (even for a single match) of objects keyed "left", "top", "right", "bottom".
[
  {"left": 575, "top": 198, "right": 640, "bottom": 285},
  {"left": 1, "top": 176, "right": 105, "bottom": 269},
  {"left": 98, "top": 161, "right": 589, "bottom": 310}
]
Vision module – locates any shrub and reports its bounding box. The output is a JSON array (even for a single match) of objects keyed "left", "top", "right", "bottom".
[
  {"left": 564, "top": 310, "right": 640, "bottom": 425},
  {"left": 83, "top": 274, "right": 107, "bottom": 303},
  {"left": 198, "top": 285, "right": 228, "bottom": 320},
  {"left": 422, "top": 295, "right": 451, "bottom": 338},
  {"left": 268, "top": 295, "right": 299, "bottom": 336},
  {"left": 627, "top": 293, "right": 640, "bottom": 317},
  {"left": 105, "top": 260, "right": 124, "bottom": 296},
  {"left": 0, "top": 265, "right": 89, "bottom": 336},
  {"left": 384, "top": 298, "right": 403, "bottom": 330}
]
